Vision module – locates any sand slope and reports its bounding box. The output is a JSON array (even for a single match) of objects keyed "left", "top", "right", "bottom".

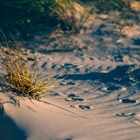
[
  {"left": 1, "top": 8, "right": 140, "bottom": 140},
  {"left": 0, "top": 51, "right": 140, "bottom": 140}
]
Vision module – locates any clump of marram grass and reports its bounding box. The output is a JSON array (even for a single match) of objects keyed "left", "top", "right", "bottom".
[
  {"left": 0, "top": 47, "right": 88, "bottom": 119},
  {"left": 47, "top": 0, "right": 88, "bottom": 31},
  {"left": 0, "top": 47, "right": 57, "bottom": 100}
]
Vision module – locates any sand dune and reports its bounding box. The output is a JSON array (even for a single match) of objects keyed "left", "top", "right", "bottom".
[
  {"left": 1, "top": 6, "right": 140, "bottom": 139},
  {"left": 0, "top": 49, "right": 140, "bottom": 140}
]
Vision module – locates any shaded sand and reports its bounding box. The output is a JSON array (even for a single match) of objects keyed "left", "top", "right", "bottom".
[{"left": 0, "top": 112, "right": 27, "bottom": 140}]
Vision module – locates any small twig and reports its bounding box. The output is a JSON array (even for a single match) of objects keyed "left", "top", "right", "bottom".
[{"left": 40, "top": 99, "right": 88, "bottom": 119}]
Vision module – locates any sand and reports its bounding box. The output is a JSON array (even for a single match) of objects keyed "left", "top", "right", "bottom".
[
  {"left": 1, "top": 8, "right": 140, "bottom": 140},
  {"left": 0, "top": 51, "right": 140, "bottom": 140}
]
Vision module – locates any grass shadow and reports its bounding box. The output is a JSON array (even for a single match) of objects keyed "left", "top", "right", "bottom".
[{"left": 59, "top": 64, "right": 140, "bottom": 87}]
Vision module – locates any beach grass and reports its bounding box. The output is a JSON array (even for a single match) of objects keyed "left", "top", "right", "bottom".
[{"left": 0, "top": 47, "right": 57, "bottom": 100}]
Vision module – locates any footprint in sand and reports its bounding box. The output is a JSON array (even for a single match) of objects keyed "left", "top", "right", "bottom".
[
  {"left": 79, "top": 105, "right": 92, "bottom": 110},
  {"left": 100, "top": 85, "right": 121, "bottom": 93},
  {"left": 119, "top": 98, "right": 139, "bottom": 104},
  {"left": 71, "top": 104, "right": 93, "bottom": 110},
  {"left": 65, "top": 94, "right": 85, "bottom": 102},
  {"left": 116, "top": 112, "right": 136, "bottom": 117}
]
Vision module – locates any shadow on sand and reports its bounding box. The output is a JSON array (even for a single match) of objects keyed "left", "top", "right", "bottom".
[
  {"left": 60, "top": 64, "right": 140, "bottom": 87},
  {"left": 0, "top": 108, "right": 27, "bottom": 140}
]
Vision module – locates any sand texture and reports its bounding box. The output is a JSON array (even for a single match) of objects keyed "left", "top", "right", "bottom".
[{"left": 1, "top": 9, "right": 140, "bottom": 140}]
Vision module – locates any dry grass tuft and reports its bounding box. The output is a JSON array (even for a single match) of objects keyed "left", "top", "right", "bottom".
[
  {"left": 0, "top": 46, "right": 87, "bottom": 119},
  {"left": 0, "top": 47, "right": 57, "bottom": 100},
  {"left": 47, "top": 0, "right": 88, "bottom": 31}
]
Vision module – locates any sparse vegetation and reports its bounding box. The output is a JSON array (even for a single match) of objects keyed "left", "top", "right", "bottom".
[
  {"left": 0, "top": 0, "right": 87, "bottom": 34},
  {"left": 1, "top": 0, "right": 140, "bottom": 36},
  {"left": 92, "top": 0, "right": 130, "bottom": 12},
  {"left": 46, "top": 0, "right": 87, "bottom": 31},
  {"left": 0, "top": 47, "right": 57, "bottom": 100}
]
